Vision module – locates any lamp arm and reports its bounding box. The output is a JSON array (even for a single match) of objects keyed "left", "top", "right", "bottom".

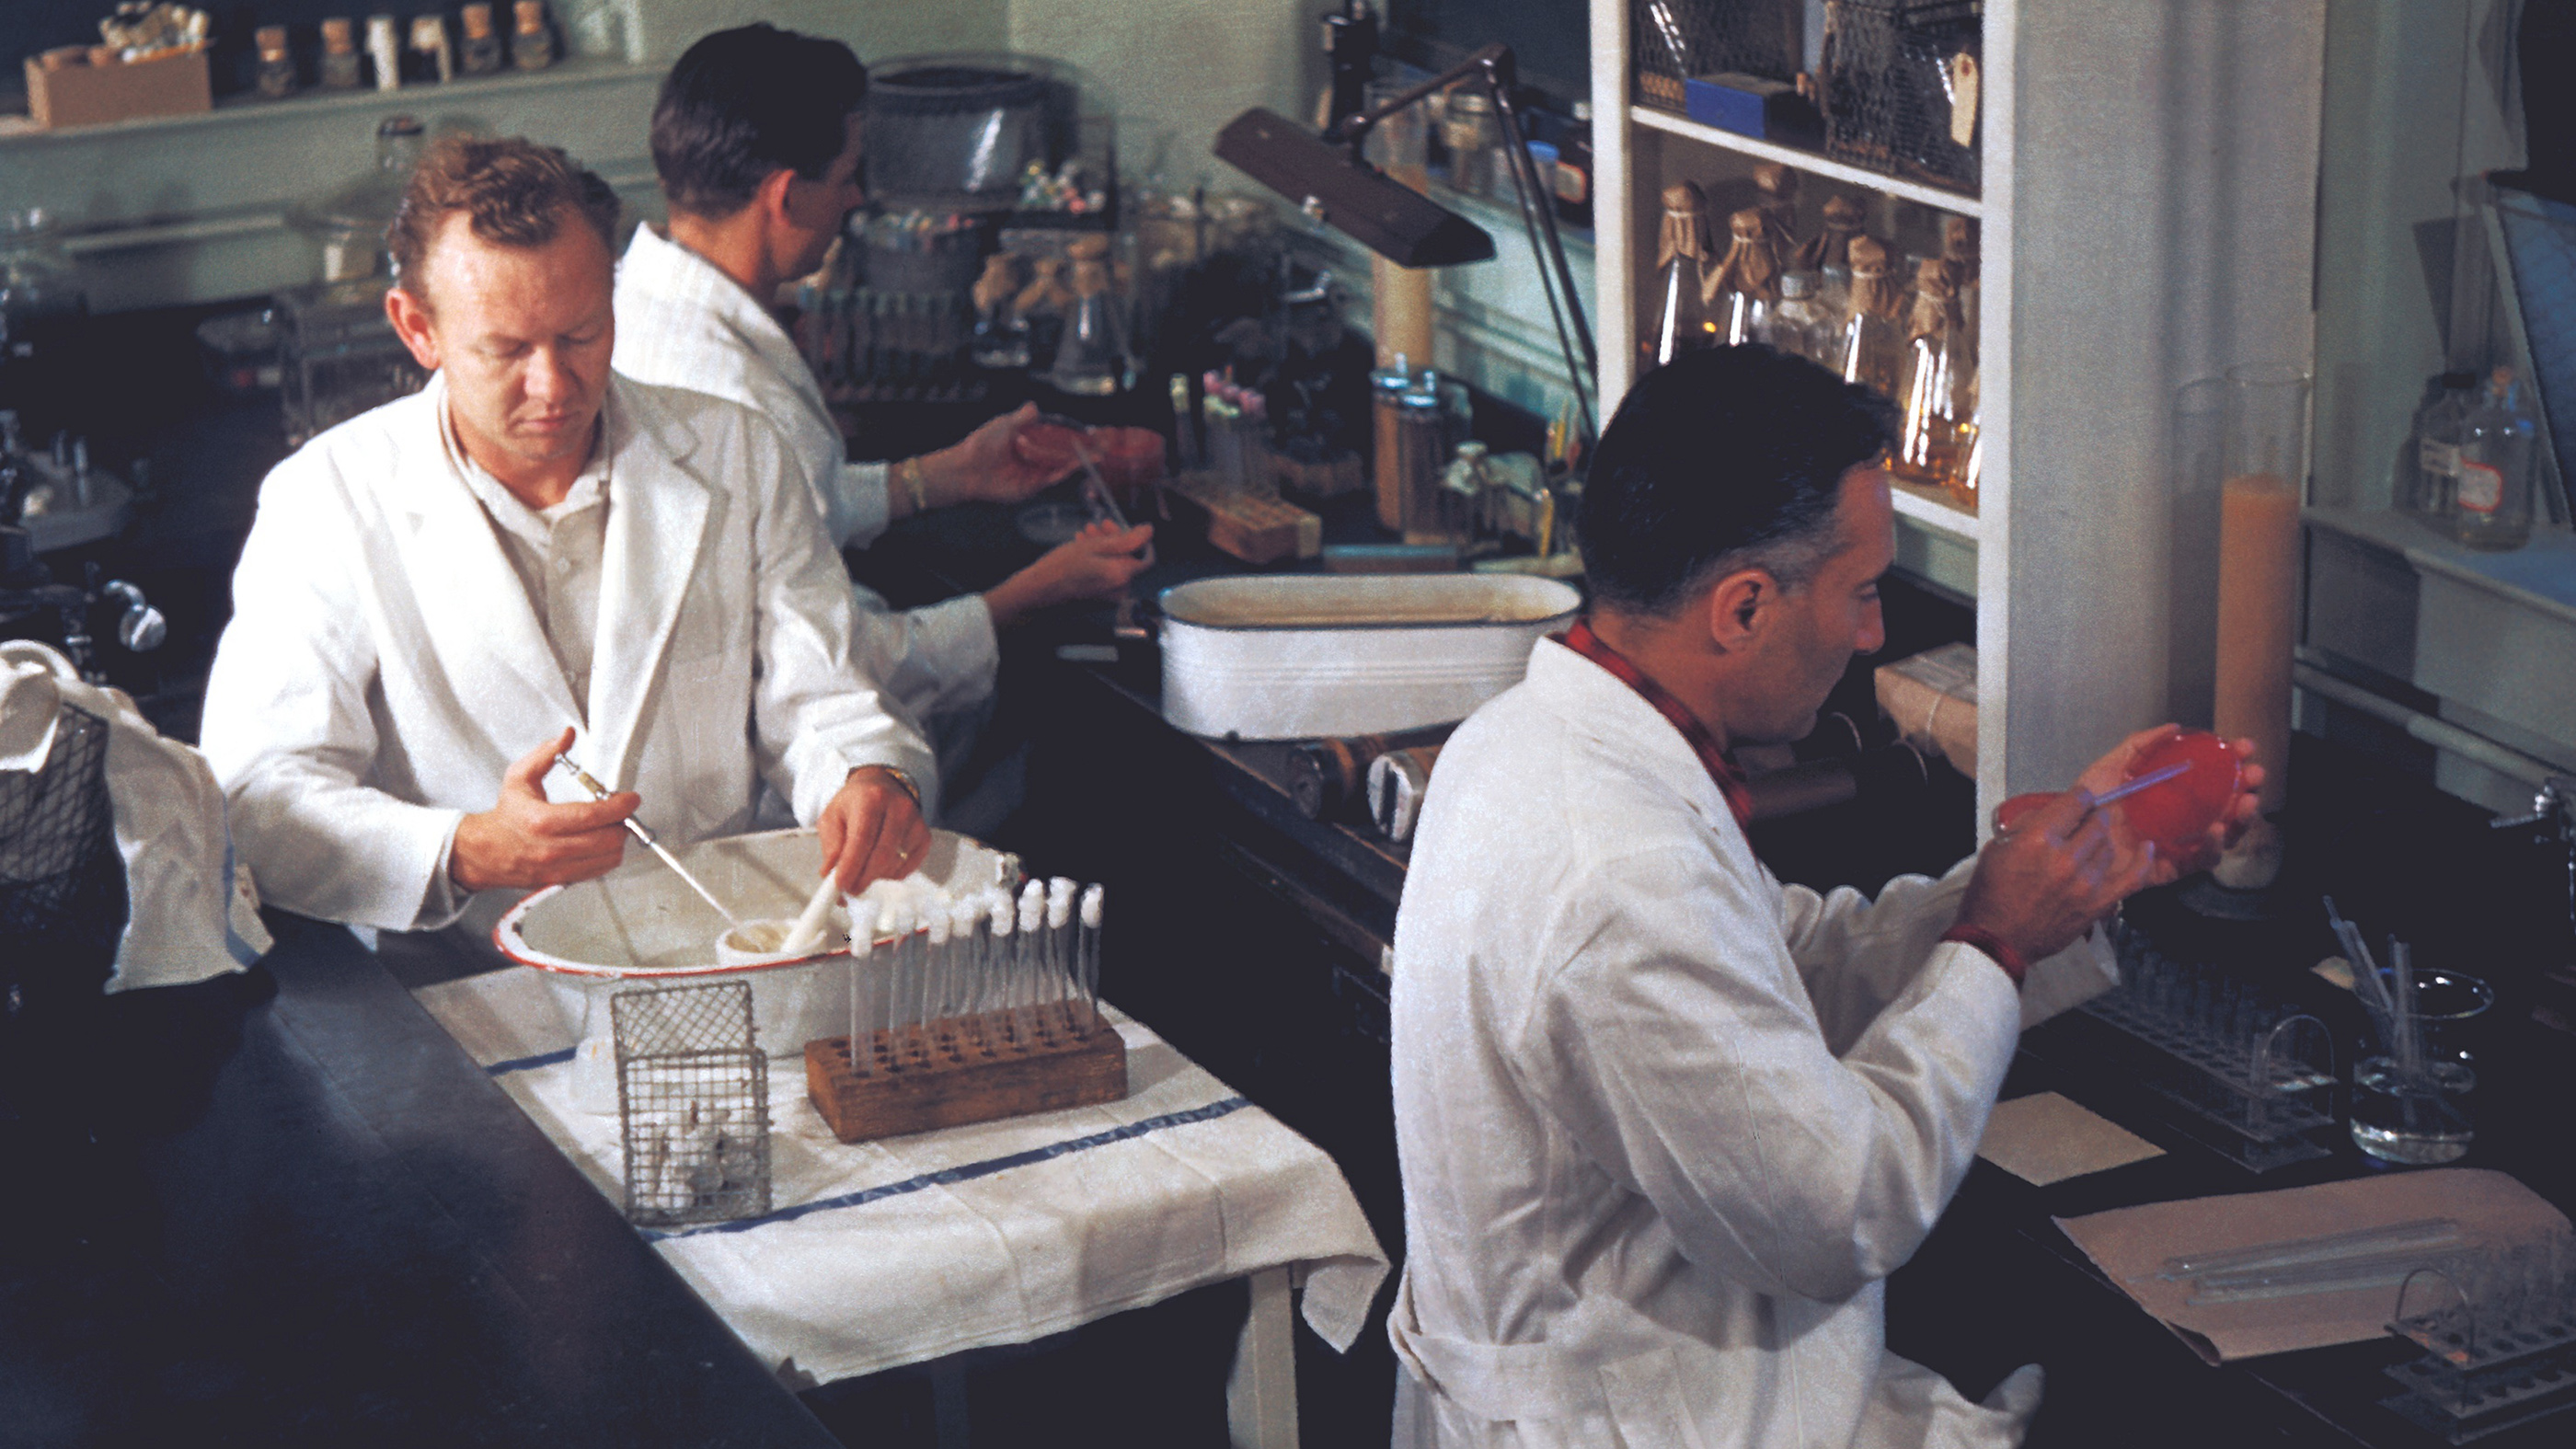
[
  {"left": 1327, "top": 41, "right": 1516, "bottom": 159},
  {"left": 1485, "top": 75, "right": 1599, "bottom": 440}
]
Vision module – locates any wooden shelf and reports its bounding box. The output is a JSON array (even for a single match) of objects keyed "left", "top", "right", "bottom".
[
  {"left": 1630, "top": 106, "right": 1983, "bottom": 218},
  {"left": 1890, "top": 479, "right": 1980, "bottom": 542}
]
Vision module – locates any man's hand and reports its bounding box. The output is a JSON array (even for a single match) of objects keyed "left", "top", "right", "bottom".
[
  {"left": 920, "top": 402, "right": 1069, "bottom": 507},
  {"left": 818, "top": 765, "right": 933, "bottom": 894},
  {"left": 1955, "top": 787, "right": 2154, "bottom": 964},
  {"left": 983, "top": 520, "right": 1156, "bottom": 628},
  {"left": 449, "top": 729, "right": 638, "bottom": 893},
  {"left": 2073, "top": 724, "right": 2267, "bottom": 884}
]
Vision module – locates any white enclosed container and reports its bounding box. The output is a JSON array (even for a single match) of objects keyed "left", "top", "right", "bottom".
[{"left": 1156, "top": 574, "right": 1582, "bottom": 741}]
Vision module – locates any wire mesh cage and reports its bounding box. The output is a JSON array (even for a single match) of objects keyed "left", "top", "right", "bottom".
[
  {"left": 613, "top": 981, "right": 772, "bottom": 1228},
  {"left": 0, "top": 701, "right": 124, "bottom": 1019},
  {"left": 1631, "top": 0, "right": 1807, "bottom": 115},
  {"left": 1820, "top": 0, "right": 1984, "bottom": 194}
]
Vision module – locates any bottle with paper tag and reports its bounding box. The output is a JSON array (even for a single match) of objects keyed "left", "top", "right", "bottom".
[
  {"left": 2407, "top": 370, "right": 2475, "bottom": 523},
  {"left": 2452, "top": 366, "right": 2535, "bottom": 551}
]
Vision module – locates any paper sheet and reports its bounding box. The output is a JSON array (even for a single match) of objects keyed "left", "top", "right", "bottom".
[
  {"left": 2054, "top": 1168, "right": 2569, "bottom": 1363},
  {"left": 1977, "top": 1091, "right": 2164, "bottom": 1187}
]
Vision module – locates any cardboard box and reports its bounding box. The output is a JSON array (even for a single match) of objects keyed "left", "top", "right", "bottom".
[
  {"left": 1683, "top": 72, "right": 1823, "bottom": 145},
  {"left": 26, "top": 47, "right": 212, "bottom": 131}
]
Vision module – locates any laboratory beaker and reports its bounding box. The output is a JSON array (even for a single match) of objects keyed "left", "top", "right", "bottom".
[{"left": 2214, "top": 364, "right": 2308, "bottom": 821}]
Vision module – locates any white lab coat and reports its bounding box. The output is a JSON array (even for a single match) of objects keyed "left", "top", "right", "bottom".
[
  {"left": 200, "top": 372, "right": 938, "bottom": 934},
  {"left": 613, "top": 224, "right": 999, "bottom": 728},
  {"left": 1388, "top": 638, "right": 2111, "bottom": 1449}
]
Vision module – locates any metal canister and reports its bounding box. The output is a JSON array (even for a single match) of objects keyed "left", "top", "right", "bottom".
[{"left": 1395, "top": 372, "right": 1464, "bottom": 546}]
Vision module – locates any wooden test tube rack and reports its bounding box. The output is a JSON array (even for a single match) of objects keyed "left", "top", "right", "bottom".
[{"left": 803, "top": 1002, "right": 1127, "bottom": 1144}]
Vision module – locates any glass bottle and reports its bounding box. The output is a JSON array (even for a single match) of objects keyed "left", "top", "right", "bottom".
[
  {"left": 255, "top": 26, "right": 296, "bottom": 98},
  {"left": 1752, "top": 162, "right": 1800, "bottom": 258},
  {"left": 2453, "top": 366, "right": 2536, "bottom": 551},
  {"left": 1441, "top": 87, "right": 1500, "bottom": 201},
  {"left": 1706, "top": 208, "right": 1782, "bottom": 347},
  {"left": 969, "top": 253, "right": 1029, "bottom": 369},
  {"left": 2408, "top": 370, "right": 2477, "bottom": 523},
  {"left": 1046, "top": 243, "right": 1128, "bottom": 397},
  {"left": 512, "top": 1, "right": 556, "bottom": 71},
  {"left": 1890, "top": 259, "right": 1978, "bottom": 506},
  {"left": 1758, "top": 271, "right": 1834, "bottom": 369},
  {"left": 1647, "top": 182, "right": 1715, "bottom": 371},
  {"left": 1834, "top": 236, "right": 1904, "bottom": 397},
  {"left": 1939, "top": 215, "right": 1980, "bottom": 357},
  {"left": 295, "top": 115, "right": 428, "bottom": 283},
  {"left": 1552, "top": 100, "right": 1593, "bottom": 228},
  {"left": 459, "top": 5, "right": 505, "bottom": 75},
  {"left": 317, "top": 17, "right": 363, "bottom": 90},
  {"left": 408, "top": 15, "right": 454, "bottom": 85},
  {"left": 1800, "top": 192, "right": 1866, "bottom": 317}
]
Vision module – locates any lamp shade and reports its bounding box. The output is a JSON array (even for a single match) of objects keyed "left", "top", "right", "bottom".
[{"left": 1214, "top": 109, "right": 1496, "bottom": 269}]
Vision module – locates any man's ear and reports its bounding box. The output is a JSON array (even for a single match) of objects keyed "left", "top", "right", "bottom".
[
  {"left": 1702, "top": 568, "right": 1778, "bottom": 652},
  {"left": 755, "top": 166, "right": 799, "bottom": 228},
  {"left": 385, "top": 283, "right": 440, "bottom": 372}
]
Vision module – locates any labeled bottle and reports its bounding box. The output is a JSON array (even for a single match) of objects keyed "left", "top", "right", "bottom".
[
  {"left": 2408, "top": 370, "right": 2477, "bottom": 523},
  {"left": 1890, "top": 259, "right": 1979, "bottom": 507},
  {"left": 1758, "top": 270, "right": 1834, "bottom": 369},
  {"left": 318, "top": 17, "right": 363, "bottom": 90},
  {"left": 512, "top": 1, "right": 556, "bottom": 71},
  {"left": 1706, "top": 208, "right": 1781, "bottom": 348},
  {"left": 254, "top": 25, "right": 296, "bottom": 98},
  {"left": 1648, "top": 182, "right": 1715, "bottom": 370},
  {"left": 1834, "top": 236, "right": 1904, "bottom": 398},
  {"left": 409, "top": 14, "right": 454, "bottom": 85},
  {"left": 1752, "top": 162, "right": 1800, "bottom": 258},
  {"left": 459, "top": 4, "right": 505, "bottom": 75},
  {"left": 2453, "top": 366, "right": 2536, "bottom": 551}
]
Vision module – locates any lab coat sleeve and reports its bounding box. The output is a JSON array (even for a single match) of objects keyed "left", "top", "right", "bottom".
[
  {"left": 831, "top": 457, "right": 893, "bottom": 552},
  {"left": 199, "top": 464, "right": 470, "bottom": 933},
  {"left": 740, "top": 420, "right": 940, "bottom": 824},
  {"left": 1522, "top": 845, "right": 2021, "bottom": 1306}
]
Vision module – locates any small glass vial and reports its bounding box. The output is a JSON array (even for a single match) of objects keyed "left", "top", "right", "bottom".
[
  {"left": 409, "top": 15, "right": 454, "bottom": 85},
  {"left": 1758, "top": 271, "right": 1834, "bottom": 370},
  {"left": 1046, "top": 242, "right": 1128, "bottom": 397},
  {"left": 1648, "top": 182, "right": 1714, "bottom": 371},
  {"left": 366, "top": 15, "right": 402, "bottom": 91},
  {"left": 254, "top": 25, "right": 296, "bottom": 98},
  {"left": 318, "top": 17, "right": 363, "bottom": 90},
  {"left": 2453, "top": 365, "right": 2536, "bottom": 551},
  {"left": 2408, "top": 370, "right": 2477, "bottom": 523},
  {"left": 512, "top": 1, "right": 556, "bottom": 71},
  {"left": 459, "top": 4, "right": 505, "bottom": 75},
  {"left": 969, "top": 253, "right": 1029, "bottom": 368}
]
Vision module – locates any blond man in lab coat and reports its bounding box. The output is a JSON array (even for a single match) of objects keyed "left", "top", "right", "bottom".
[
  {"left": 201, "top": 137, "right": 937, "bottom": 935},
  {"left": 614, "top": 25, "right": 1152, "bottom": 779},
  {"left": 1387, "top": 347, "right": 2261, "bottom": 1448}
]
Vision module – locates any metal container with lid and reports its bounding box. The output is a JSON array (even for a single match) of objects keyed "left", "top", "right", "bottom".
[{"left": 864, "top": 53, "right": 1076, "bottom": 212}]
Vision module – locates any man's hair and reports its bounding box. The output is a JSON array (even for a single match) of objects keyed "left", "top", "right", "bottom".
[
  {"left": 1576, "top": 346, "right": 1895, "bottom": 617},
  {"left": 651, "top": 25, "right": 869, "bottom": 221},
  {"left": 388, "top": 135, "right": 622, "bottom": 304}
]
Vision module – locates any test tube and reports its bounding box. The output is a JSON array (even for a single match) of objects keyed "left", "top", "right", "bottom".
[
  {"left": 1017, "top": 880, "right": 1046, "bottom": 1041},
  {"left": 1047, "top": 878, "right": 1076, "bottom": 1019},
  {"left": 847, "top": 919, "right": 874, "bottom": 1078},
  {"left": 949, "top": 897, "right": 985, "bottom": 1054},
  {"left": 1079, "top": 884, "right": 1104, "bottom": 1035},
  {"left": 923, "top": 905, "right": 952, "bottom": 1064},
  {"left": 988, "top": 893, "right": 1018, "bottom": 1048},
  {"left": 881, "top": 898, "right": 915, "bottom": 1068}
]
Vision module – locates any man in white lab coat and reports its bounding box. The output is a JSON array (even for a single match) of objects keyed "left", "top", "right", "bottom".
[
  {"left": 1387, "top": 347, "right": 2260, "bottom": 1448},
  {"left": 201, "top": 136, "right": 937, "bottom": 935},
  {"left": 614, "top": 24, "right": 1152, "bottom": 767}
]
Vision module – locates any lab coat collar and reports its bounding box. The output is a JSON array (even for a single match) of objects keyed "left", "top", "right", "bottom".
[
  {"left": 387, "top": 373, "right": 708, "bottom": 789},
  {"left": 1522, "top": 636, "right": 1742, "bottom": 836},
  {"left": 620, "top": 224, "right": 827, "bottom": 421}
]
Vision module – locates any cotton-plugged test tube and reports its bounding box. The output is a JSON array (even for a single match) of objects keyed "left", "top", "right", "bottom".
[
  {"left": 1017, "top": 880, "right": 1046, "bottom": 1038},
  {"left": 1047, "top": 878, "right": 1076, "bottom": 1016},
  {"left": 988, "top": 893, "right": 1018, "bottom": 1046},
  {"left": 923, "top": 904, "right": 953, "bottom": 1062},
  {"left": 847, "top": 914, "right": 874, "bottom": 1078},
  {"left": 1079, "top": 884, "right": 1104, "bottom": 1034},
  {"left": 949, "top": 897, "right": 985, "bottom": 1052},
  {"left": 880, "top": 898, "right": 915, "bottom": 1067}
]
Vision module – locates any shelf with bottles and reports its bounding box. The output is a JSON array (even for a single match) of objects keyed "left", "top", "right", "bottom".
[
  {"left": 1632, "top": 128, "right": 1983, "bottom": 526},
  {"left": 1630, "top": 107, "right": 1978, "bottom": 220}
]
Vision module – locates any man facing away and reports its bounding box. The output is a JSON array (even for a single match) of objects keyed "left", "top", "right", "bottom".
[
  {"left": 1387, "top": 347, "right": 2260, "bottom": 1448},
  {"left": 201, "top": 136, "right": 936, "bottom": 935},
  {"left": 615, "top": 23, "right": 1152, "bottom": 796}
]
